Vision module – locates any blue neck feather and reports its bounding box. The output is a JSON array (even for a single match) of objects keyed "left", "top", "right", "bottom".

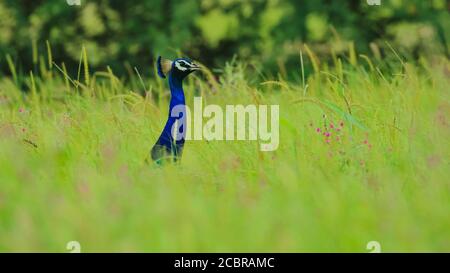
[{"left": 151, "top": 72, "right": 186, "bottom": 161}]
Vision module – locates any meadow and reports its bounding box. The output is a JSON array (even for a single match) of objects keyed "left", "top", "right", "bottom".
[{"left": 0, "top": 45, "right": 449, "bottom": 252}]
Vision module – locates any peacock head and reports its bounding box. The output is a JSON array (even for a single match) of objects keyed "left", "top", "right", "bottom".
[{"left": 157, "top": 56, "right": 200, "bottom": 80}]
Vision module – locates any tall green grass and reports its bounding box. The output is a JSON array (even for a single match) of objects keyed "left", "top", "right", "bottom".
[{"left": 0, "top": 45, "right": 449, "bottom": 252}]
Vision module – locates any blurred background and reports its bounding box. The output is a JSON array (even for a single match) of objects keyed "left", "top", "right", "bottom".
[{"left": 0, "top": 0, "right": 448, "bottom": 78}]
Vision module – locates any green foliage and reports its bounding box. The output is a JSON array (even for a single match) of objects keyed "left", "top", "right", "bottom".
[
  {"left": 0, "top": 41, "right": 449, "bottom": 251},
  {"left": 0, "top": 0, "right": 449, "bottom": 252}
]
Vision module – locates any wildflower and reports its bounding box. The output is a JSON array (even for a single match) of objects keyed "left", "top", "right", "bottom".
[
  {"left": 330, "top": 123, "right": 334, "bottom": 129},
  {"left": 19, "top": 108, "right": 24, "bottom": 113},
  {"left": 325, "top": 132, "right": 331, "bottom": 137},
  {"left": 316, "top": 128, "right": 321, "bottom": 133}
]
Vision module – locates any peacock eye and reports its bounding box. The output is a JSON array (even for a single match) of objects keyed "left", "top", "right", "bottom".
[{"left": 175, "top": 61, "right": 188, "bottom": 71}]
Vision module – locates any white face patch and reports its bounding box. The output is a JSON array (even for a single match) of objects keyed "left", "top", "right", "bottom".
[{"left": 175, "top": 60, "right": 189, "bottom": 71}]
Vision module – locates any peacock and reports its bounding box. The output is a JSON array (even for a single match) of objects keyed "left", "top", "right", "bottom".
[{"left": 150, "top": 56, "right": 200, "bottom": 164}]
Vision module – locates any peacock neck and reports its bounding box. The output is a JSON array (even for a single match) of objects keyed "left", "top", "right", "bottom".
[
  {"left": 168, "top": 73, "right": 185, "bottom": 108},
  {"left": 159, "top": 73, "right": 186, "bottom": 145},
  {"left": 150, "top": 72, "right": 186, "bottom": 162}
]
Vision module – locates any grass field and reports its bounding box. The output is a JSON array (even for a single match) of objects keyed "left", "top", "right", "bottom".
[{"left": 0, "top": 46, "right": 449, "bottom": 252}]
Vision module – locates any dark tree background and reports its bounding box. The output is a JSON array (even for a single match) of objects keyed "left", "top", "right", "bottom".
[{"left": 0, "top": 0, "right": 448, "bottom": 77}]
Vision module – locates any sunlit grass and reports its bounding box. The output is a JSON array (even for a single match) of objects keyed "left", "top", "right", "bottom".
[{"left": 0, "top": 48, "right": 449, "bottom": 252}]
